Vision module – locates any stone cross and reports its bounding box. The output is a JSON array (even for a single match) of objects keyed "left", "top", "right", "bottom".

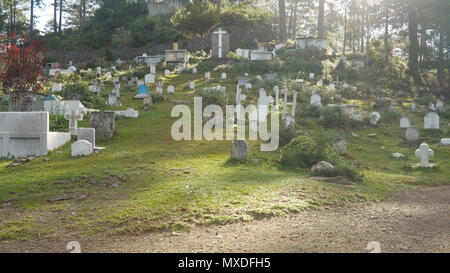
[
  {"left": 214, "top": 28, "right": 227, "bottom": 58},
  {"left": 282, "top": 92, "right": 298, "bottom": 126},
  {"left": 65, "top": 109, "right": 83, "bottom": 131},
  {"left": 415, "top": 143, "right": 434, "bottom": 167}
]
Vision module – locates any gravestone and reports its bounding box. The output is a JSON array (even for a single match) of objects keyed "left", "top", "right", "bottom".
[
  {"left": 316, "top": 80, "right": 323, "bottom": 87},
  {"left": 65, "top": 109, "right": 83, "bottom": 132},
  {"left": 310, "top": 94, "right": 322, "bottom": 106},
  {"left": 415, "top": 143, "right": 434, "bottom": 167},
  {"left": 231, "top": 139, "right": 249, "bottom": 160},
  {"left": 90, "top": 111, "right": 115, "bottom": 141},
  {"left": 165, "top": 69, "right": 170, "bottom": 76},
  {"left": 167, "top": 85, "right": 175, "bottom": 94},
  {"left": 189, "top": 81, "right": 195, "bottom": 89},
  {"left": 212, "top": 28, "right": 230, "bottom": 58},
  {"left": 156, "top": 81, "right": 163, "bottom": 93},
  {"left": 405, "top": 126, "right": 420, "bottom": 144},
  {"left": 205, "top": 72, "right": 211, "bottom": 79},
  {"left": 52, "top": 83, "right": 62, "bottom": 92},
  {"left": 333, "top": 138, "right": 347, "bottom": 155},
  {"left": 0, "top": 112, "right": 71, "bottom": 158},
  {"left": 145, "top": 74, "right": 155, "bottom": 84},
  {"left": 256, "top": 75, "right": 262, "bottom": 81},
  {"left": 370, "top": 112, "right": 381, "bottom": 126},
  {"left": 150, "top": 65, "right": 156, "bottom": 75},
  {"left": 440, "top": 138, "right": 450, "bottom": 146},
  {"left": 221, "top": 72, "right": 227, "bottom": 79},
  {"left": 71, "top": 140, "right": 93, "bottom": 157},
  {"left": 400, "top": 117, "right": 410, "bottom": 128},
  {"left": 309, "top": 73, "right": 315, "bottom": 80},
  {"left": 411, "top": 104, "right": 416, "bottom": 112},
  {"left": 134, "top": 85, "right": 148, "bottom": 99},
  {"left": 245, "top": 83, "right": 252, "bottom": 89},
  {"left": 424, "top": 112, "right": 439, "bottom": 129},
  {"left": 74, "top": 128, "right": 96, "bottom": 149},
  {"left": 436, "top": 100, "right": 444, "bottom": 110}
]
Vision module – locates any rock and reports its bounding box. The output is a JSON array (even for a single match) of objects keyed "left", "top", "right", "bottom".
[
  {"left": 310, "top": 176, "right": 354, "bottom": 185},
  {"left": 392, "top": 152, "right": 404, "bottom": 158},
  {"left": 368, "top": 134, "right": 376, "bottom": 138},
  {"left": 231, "top": 139, "right": 248, "bottom": 160},
  {"left": 439, "top": 138, "right": 450, "bottom": 146},
  {"left": 310, "top": 161, "right": 338, "bottom": 177}
]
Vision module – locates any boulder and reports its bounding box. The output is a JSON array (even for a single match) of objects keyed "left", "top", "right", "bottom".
[{"left": 310, "top": 161, "right": 338, "bottom": 177}]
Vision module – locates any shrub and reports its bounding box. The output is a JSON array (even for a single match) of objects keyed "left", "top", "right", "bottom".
[
  {"left": 319, "top": 106, "right": 357, "bottom": 129},
  {"left": 278, "top": 120, "right": 298, "bottom": 147},
  {"left": 279, "top": 130, "right": 363, "bottom": 181},
  {"left": 279, "top": 134, "right": 329, "bottom": 168},
  {"left": 195, "top": 89, "right": 226, "bottom": 108}
]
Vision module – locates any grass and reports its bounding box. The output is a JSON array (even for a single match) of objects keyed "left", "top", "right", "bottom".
[{"left": 0, "top": 67, "right": 449, "bottom": 241}]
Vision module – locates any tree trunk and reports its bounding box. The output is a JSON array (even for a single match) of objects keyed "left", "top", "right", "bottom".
[
  {"left": 384, "top": 0, "right": 389, "bottom": 61},
  {"left": 361, "top": 13, "right": 365, "bottom": 53},
  {"left": 408, "top": 3, "right": 420, "bottom": 85},
  {"left": 54, "top": 0, "right": 58, "bottom": 34},
  {"left": 437, "top": 25, "right": 444, "bottom": 84},
  {"left": 292, "top": 1, "right": 297, "bottom": 40},
  {"left": 318, "top": 0, "right": 325, "bottom": 38},
  {"left": 279, "top": 0, "right": 287, "bottom": 42},
  {"left": 343, "top": 4, "right": 347, "bottom": 53},
  {"left": 30, "top": 0, "right": 34, "bottom": 40},
  {"left": 59, "top": 0, "right": 63, "bottom": 33},
  {"left": 419, "top": 23, "right": 427, "bottom": 68}
]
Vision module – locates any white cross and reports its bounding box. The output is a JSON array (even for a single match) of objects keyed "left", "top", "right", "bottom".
[
  {"left": 214, "top": 28, "right": 227, "bottom": 58},
  {"left": 332, "top": 76, "right": 342, "bottom": 86},
  {"left": 415, "top": 143, "right": 434, "bottom": 167},
  {"left": 65, "top": 109, "right": 83, "bottom": 131}
]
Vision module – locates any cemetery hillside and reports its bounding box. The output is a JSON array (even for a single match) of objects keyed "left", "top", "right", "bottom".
[{"left": 0, "top": 0, "right": 449, "bottom": 253}]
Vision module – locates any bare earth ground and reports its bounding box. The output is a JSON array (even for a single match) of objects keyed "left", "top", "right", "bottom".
[{"left": 1, "top": 186, "right": 449, "bottom": 253}]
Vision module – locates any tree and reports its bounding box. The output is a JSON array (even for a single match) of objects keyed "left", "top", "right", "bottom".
[
  {"left": 407, "top": 1, "right": 421, "bottom": 85},
  {"left": 318, "top": 0, "right": 325, "bottom": 38},
  {"left": 279, "top": 0, "right": 287, "bottom": 42},
  {"left": 170, "top": 0, "right": 219, "bottom": 50},
  {"left": 0, "top": 34, "right": 45, "bottom": 111}
]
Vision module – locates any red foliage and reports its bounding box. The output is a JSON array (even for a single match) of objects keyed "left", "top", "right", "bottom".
[{"left": 0, "top": 33, "right": 45, "bottom": 95}]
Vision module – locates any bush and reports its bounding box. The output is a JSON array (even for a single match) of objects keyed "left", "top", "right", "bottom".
[
  {"left": 279, "top": 130, "right": 363, "bottom": 181},
  {"left": 278, "top": 120, "right": 298, "bottom": 147},
  {"left": 279, "top": 134, "right": 329, "bottom": 168},
  {"left": 195, "top": 89, "right": 226, "bottom": 108},
  {"left": 319, "top": 106, "right": 359, "bottom": 129}
]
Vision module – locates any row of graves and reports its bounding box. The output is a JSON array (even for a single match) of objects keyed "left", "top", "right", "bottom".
[{"left": 0, "top": 62, "right": 144, "bottom": 159}]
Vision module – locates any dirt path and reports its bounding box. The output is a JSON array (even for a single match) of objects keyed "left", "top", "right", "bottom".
[{"left": 1, "top": 186, "right": 449, "bottom": 253}]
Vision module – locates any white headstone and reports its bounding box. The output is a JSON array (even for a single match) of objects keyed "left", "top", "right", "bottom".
[
  {"left": 65, "top": 109, "right": 83, "bottom": 131},
  {"left": 189, "top": 81, "right": 195, "bottom": 89},
  {"left": 205, "top": 72, "right": 211, "bottom": 79},
  {"left": 192, "top": 68, "right": 197, "bottom": 74},
  {"left": 221, "top": 72, "right": 227, "bottom": 79},
  {"left": 165, "top": 69, "right": 170, "bottom": 76},
  {"left": 145, "top": 74, "right": 155, "bottom": 84},
  {"left": 370, "top": 112, "right": 381, "bottom": 126},
  {"left": 310, "top": 94, "right": 322, "bottom": 106},
  {"left": 406, "top": 126, "right": 420, "bottom": 143},
  {"left": 415, "top": 143, "right": 434, "bottom": 167},
  {"left": 71, "top": 140, "right": 93, "bottom": 157},
  {"left": 424, "top": 112, "right": 439, "bottom": 129},
  {"left": 400, "top": 117, "right": 411, "bottom": 128},
  {"left": 167, "top": 85, "right": 175, "bottom": 94},
  {"left": 52, "top": 83, "right": 62, "bottom": 92}
]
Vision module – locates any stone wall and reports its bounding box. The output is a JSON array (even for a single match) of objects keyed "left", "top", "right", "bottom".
[
  {"left": 45, "top": 25, "right": 276, "bottom": 64},
  {"left": 146, "top": 0, "right": 187, "bottom": 17}
]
